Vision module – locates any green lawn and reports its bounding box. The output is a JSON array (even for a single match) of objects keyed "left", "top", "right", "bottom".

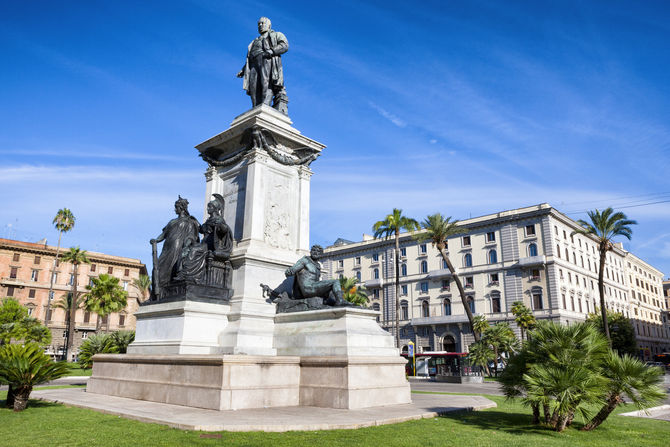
[
  {"left": 64, "top": 365, "right": 93, "bottom": 376},
  {"left": 0, "top": 390, "right": 668, "bottom": 446}
]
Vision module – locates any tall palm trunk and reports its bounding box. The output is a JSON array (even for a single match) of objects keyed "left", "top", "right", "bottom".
[
  {"left": 582, "top": 393, "right": 621, "bottom": 431},
  {"left": 438, "top": 245, "right": 479, "bottom": 342},
  {"left": 394, "top": 229, "right": 400, "bottom": 349},
  {"left": 597, "top": 243, "right": 611, "bottom": 344},
  {"left": 65, "top": 263, "right": 78, "bottom": 362},
  {"left": 531, "top": 403, "right": 540, "bottom": 424},
  {"left": 45, "top": 230, "right": 63, "bottom": 324}
]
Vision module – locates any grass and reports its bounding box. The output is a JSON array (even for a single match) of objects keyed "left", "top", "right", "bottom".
[
  {"left": 64, "top": 365, "right": 93, "bottom": 376},
  {"left": 1, "top": 389, "right": 668, "bottom": 446}
]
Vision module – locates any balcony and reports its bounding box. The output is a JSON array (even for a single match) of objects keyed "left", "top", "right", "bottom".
[
  {"left": 426, "top": 269, "right": 453, "bottom": 280},
  {"left": 516, "top": 255, "right": 546, "bottom": 268},
  {"left": 365, "top": 279, "right": 382, "bottom": 288}
]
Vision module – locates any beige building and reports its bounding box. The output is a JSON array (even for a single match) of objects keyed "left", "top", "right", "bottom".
[
  {"left": 322, "top": 203, "right": 669, "bottom": 359},
  {"left": 0, "top": 238, "right": 147, "bottom": 360}
]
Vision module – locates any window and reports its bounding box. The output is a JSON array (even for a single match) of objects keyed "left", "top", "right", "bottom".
[
  {"left": 462, "top": 236, "right": 471, "bottom": 247},
  {"left": 467, "top": 296, "right": 475, "bottom": 313},
  {"left": 554, "top": 226, "right": 558, "bottom": 235},
  {"left": 421, "top": 300, "right": 429, "bottom": 318},
  {"left": 90, "top": 264, "right": 96, "bottom": 272},
  {"left": 52, "top": 272, "right": 58, "bottom": 284},
  {"left": 31, "top": 270, "right": 39, "bottom": 281},
  {"left": 10, "top": 267, "right": 18, "bottom": 279},
  {"left": 373, "top": 303, "right": 380, "bottom": 312},
  {"left": 122, "top": 281, "right": 128, "bottom": 291},
  {"left": 491, "top": 293, "right": 501, "bottom": 313},
  {"left": 465, "top": 276, "right": 474, "bottom": 288},
  {"left": 89, "top": 277, "right": 95, "bottom": 287},
  {"left": 372, "top": 253, "right": 379, "bottom": 262},
  {"left": 34, "top": 255, "right": 41, "bottom": 264},
  {"left": 355, "top": 256, "right": 361, "bottom": 265},
  {"left": 7, "top": 286, "right": 15, "bottom": 297},
  {"left": 401, "top": 285, "right": 408, "bottom": 295},
  {"left": 119, "top": 314, "right": 126, "bottom": 326},
  {"left": 486, "top": 231, "right": 495, "bottom": 242},
  {"left": 533, "top": 293, "right": 543, "bottom": 310},
  {"left": 26, "top": 306, "right": 33, "bottom": 316},
  {"left": 401, "top": 264, "right": 407, "bottom": 276},
  {"left": 338, "top": 260, "right": 343, "bottom": 268},
  {"left": 45, "top": 308, "right": 52, "bottom": 321},
  {"left": 420, "top": 282, "right": 429, "bottom": 294},
  {"left": 12, "top": 253, "right": 19, "bottom": 262},
  {"left": 443, "top": 299, "right": 451, "bottom": 315},
  {"left": 401, "top": 300, "right": 409, "bottom": 320},
  {"left": 488, "top": 250, "right": 497, "bottom": 264},
  {"left": 528, "top": 243, "right": 538, "bottom": 257},
  {"left": 69, "top": 274, "right": 75, "bottom": 286},
  {"left": 420, "top": 244, "right": 427, "bottom": 254},
  {"left": 490, "top": 273, "right": 499, "bottom": 285},
  {"left": 442, "top": 259, "right": 448, "bottom": 269},
  {"left": 372, "top": 289, "right": 379, "bottom": 299},
  {"left": 570, "top": 295, "right": 575, "bottom": 311},
  {"left": 556, "top": 245, "right": 561, "bottom": 258},
  {"left": 525, "top": 224, "right": 536, "bottom": 236},
  {"left": 373, "top": 268, "right": 379, "bottom": 279},
  {"left": 562, "top": 293, "right": 567, "bottom": 309},
  {"left": 107, "top": 266, "right": 113, "bottom": 274},
  {"left": 565, "top": 248, "right": 569, "bottom": 259},
  {"left": 49, "top": 291, "right": 54, "bottom": 300},
  {"left": 83, "top": 311, "right": 90, "bottom": 323},
  {"left": 400, "top": 248, "right": 406, "bottom": 257},
  {"left": 124, "top": 268, "right": 130, "bottom": 277},
  {"left": 420, "top": 260, "right": 428, "bottom": 273},
  {"left": 28, "top": 289, "right": 36, "bottom": 299},
  {"left": 356, "top": 271, "right": 361, "bottom": 281},
  {"left": 82, "top": 332, "right": 88, "bottom": 339},
  {"left": 101, "top": 315, "right": 108, "bottom": 325},
  {"left": 531, "top": 269, "right": 540, "bottom": 280},
  {"left": 441, "top": 279, "right": 450, "bottom": 291},
  {"left": 464, "top": 253, "right": 472, "bottom": 267}
]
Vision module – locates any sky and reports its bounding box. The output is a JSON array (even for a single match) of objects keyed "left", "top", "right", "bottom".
[{"left": 1, "top": 1, "right": 669, "bottom": 277}]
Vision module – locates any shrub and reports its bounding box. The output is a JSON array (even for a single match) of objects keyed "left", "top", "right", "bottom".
[
  {"left": 77, "top": 334, "right": 119, "bottom": 369},
  {"left": 0, "top": 343, "right": 70, "bottom": 411}
]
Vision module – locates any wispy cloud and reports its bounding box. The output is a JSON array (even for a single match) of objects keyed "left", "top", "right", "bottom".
[{"left": 368, "top": 102, "right": 407, "bottom": 128}]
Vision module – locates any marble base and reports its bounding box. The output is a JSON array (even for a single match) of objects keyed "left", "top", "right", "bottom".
[
  {"left": 273, "top": 307, "right": 399, "bottom": 357},
  {"left": 128, "top": 300, "right": 230, "bottom": 355},
  {"left": 87, "top": 354, "right": 300, "bottom": 410}
]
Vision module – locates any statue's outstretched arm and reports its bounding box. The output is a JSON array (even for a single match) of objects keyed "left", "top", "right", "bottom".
[{"left": 285, "top": 257, "right": 306, "bottom": 277}]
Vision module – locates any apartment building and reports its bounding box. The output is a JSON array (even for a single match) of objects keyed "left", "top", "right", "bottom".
[
  {"left": 322, "top": 204, "right": 669, "bottom": 359},
  {"left": 0, "top": 238, "right": 147, "bottom": 360}
]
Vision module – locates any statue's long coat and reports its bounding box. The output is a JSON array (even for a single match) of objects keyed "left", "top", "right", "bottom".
[{"left": 241, "top": 30, "right": 288, "bottom": 94}]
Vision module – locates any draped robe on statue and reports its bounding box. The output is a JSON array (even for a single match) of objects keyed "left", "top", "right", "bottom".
[{"left": 156, "top": 215, "right": 200, "bottom": 290}]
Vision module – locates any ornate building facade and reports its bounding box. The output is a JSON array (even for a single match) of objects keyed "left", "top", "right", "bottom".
[
  {"left": 322, "top": 204, "right": 669, "bottom": 359},
  {"left": 0, "top": 238, "right": 147, "bottom": 360}
]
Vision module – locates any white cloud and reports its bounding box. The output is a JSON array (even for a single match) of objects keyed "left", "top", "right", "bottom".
[{"left": 368, "top": 102, "right": 407, "bottom": 128}]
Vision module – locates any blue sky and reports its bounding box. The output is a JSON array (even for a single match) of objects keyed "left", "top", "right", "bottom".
[{"left": 1, "top": 1, "right": 669, "bottom": 277}]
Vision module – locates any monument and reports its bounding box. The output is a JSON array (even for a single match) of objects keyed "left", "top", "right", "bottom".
[{"left": 86, "top": 17, "right": 410, "bottom": 411}]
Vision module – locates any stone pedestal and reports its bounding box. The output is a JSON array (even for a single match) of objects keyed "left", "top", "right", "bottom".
[
  {"left": 87, "top": 354, "right": 301, "bottom": 410},
  {"left": 128, "top": 300, "right": 230, "bottom": 355},
  {"left": 196, "top": 105, "right": 324, "bottom": 355}
]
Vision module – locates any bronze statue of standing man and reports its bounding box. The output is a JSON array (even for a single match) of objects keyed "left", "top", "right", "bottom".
[{"left": 237, "top": 17, "right": 289, "bottom": 115}]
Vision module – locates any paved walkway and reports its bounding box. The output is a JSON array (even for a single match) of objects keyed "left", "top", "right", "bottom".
[
  {"left": 621, "top": 405, "right": 670, "bottom": 422},
  {"left": 31, "top": 387, "right": 496, "bottom": 432}
]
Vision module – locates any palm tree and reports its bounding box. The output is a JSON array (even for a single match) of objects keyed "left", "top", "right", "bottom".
[
  {"left": 372, "top": 208, "right": 420, "bottom": 348},
  {"left": 572, "top": 208, "right": 636, "bottom": 343},
  {"left": 339, "top": 276, "right": 369, "bottom": 306},
  {"left": 418, "top": 213, "right": 479, "bottom": 341},
  {"left": 472, "top": 315, "right": 489, "bottom": 340},
  {"left": 84, "top": 274, "right": 128, "bottom": 332},
  {"left": 131, "top": 274, "right": 151, "bottom": 305},
  {"left": 45, "top": 208, "right": 76, "bottom": 325},
  {"left": 511, "top": 301, "right": 536, "bottom": 341},
  {"left": 467, "top": 340, "right": 494, "bottom": 377},
  {"left": 60, "top": 247, "right": 89, "bottom": 362},
  {"left": 53, "top": 292, "right": 84, "bottom": 357},
  {"left": 582, "top": 351, "right": 665, "bottom": 430},
  {"left": 481, "top": 322, "right": 518, "bottom": 376}
]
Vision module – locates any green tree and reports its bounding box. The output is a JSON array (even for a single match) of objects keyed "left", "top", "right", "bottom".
[
  {"left": 503, "top": 321, "right": 610, "bottom": 432},
  {"left": 77, "top": 333, "right": 119, "bottom": 369},
  {"left": 339, "top": 276, "right": 369, "bottom": 306},
  {"left": 572, "top": 208, "right": 636, "bottom": 343},
  {"left": 472, "top": 315, "right": 489, "bottom": 339},
  {"left": 84, "top": 274, "right": 128, "bottom": 332},
  {"left": 60, "top": 246, "right": 90, "bottom": 361},
  {"left": 417, "top": 213, "right": 479, "bottom": 341},
  {"left": 131, "top": 274, "right": 151, "bottom": 305},
  {"left": 0, "top": 298, "right": 51, "bottom": 346},
  {"left": 582, "top": 351, "right": 665, "bottom": 430},
  {"left": 585, "top": 311, "right": 636, "bottom": 357},
  {"left": 511, "top": 301, "right": 536, "bottom": 341},
  {"left": 372, "top": 208, "right": 420, "bottom": 348},
  {"left": 467, "top": 340, "right": 494, "bottom": 377},
  {"left": 481, "top": 322, "right": 518, "bottom": 376},
  {"left": 45, "top": 208, "right": 76, "bottom": 325},
  {"left": 0, "top": 343, "right": 70, "bottom": 411}
]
